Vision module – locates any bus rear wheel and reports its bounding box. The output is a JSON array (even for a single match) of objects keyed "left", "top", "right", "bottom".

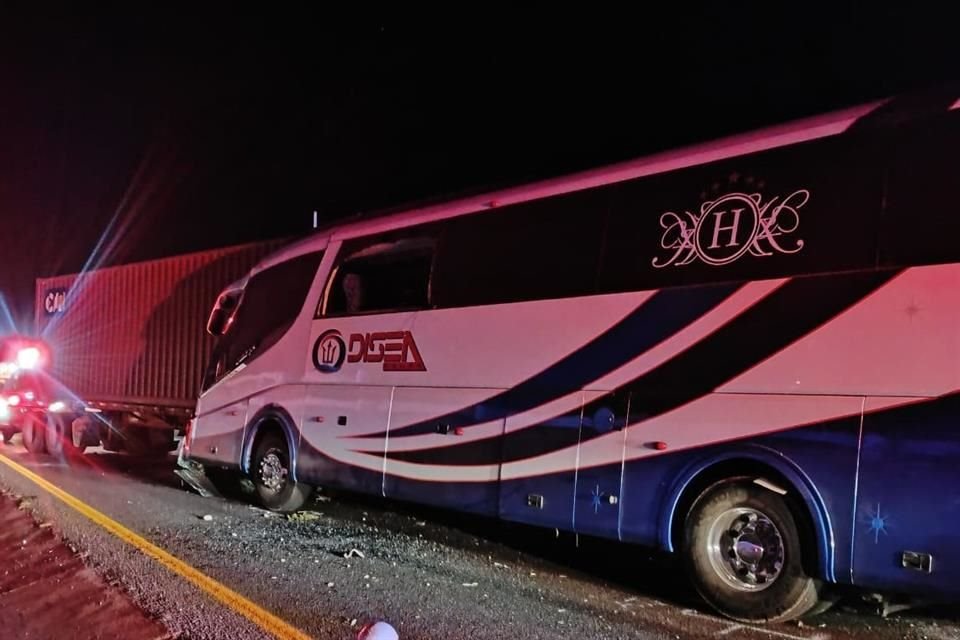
[
  {"left": 683, "top": 479, "right": 819, "bottom": 623},
  {"left": 250, "top": 431, "right": 310, "bottom": 513}
]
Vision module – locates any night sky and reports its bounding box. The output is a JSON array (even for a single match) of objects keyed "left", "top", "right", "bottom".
[{"left": 1, "top": 6, "right": 958, "bottom": 329}]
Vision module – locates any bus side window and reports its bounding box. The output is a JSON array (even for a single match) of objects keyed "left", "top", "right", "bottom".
[
  {"left": 431, "top": 189, "right": 608, "bottom": 308},
  {"left": 324, "top": 236, "right": 437, "bottom": 316}
]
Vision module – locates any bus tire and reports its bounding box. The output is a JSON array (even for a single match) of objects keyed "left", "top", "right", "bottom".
[
  {"left": 45, "top": 414, "right": 83, "bottom": 459},
  {"left": 683, "top": 479, "right": 819, "bottom": 623},
  {"left": 20, "top": 415, "right": 46, "bottom": 454},
  {"left": 251, "top": 431, "right": 309, "bottom": 513}
]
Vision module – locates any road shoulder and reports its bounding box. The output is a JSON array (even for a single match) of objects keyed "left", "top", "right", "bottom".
[{"left": 0, "top": 489, "right": 171, "bottom": 640}]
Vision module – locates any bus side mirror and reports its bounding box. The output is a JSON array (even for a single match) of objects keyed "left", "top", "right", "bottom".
[{"left": 206, "top": 291, "right": 240, "bottom": 337}]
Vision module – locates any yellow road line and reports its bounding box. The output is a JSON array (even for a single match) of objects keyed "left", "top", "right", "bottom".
[{"left": 0, "top": 452, "right": 312, "bottom": 640}]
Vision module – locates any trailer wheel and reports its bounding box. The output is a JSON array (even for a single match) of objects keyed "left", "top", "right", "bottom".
[
  {"left": 251, "top": 431, "right": 309, "bottom": 513},
  {"left": 683, "top": 479, "right": 819, "bottom": 623},
  {"left": 45, "top": 414, "right": 83, "bottom": 459},
  {"left": 20, "top": 414, "right": 46, "bottom": 454},
  {"left": 123, "top": 428, "right": 171, "bottom": 457}
]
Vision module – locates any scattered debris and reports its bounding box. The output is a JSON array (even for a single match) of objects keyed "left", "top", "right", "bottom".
[
  {"left": 201, "top": 514, "right": 213, "bottom": 522},
  {"left": 327, "top": 582, "right": 335, "bottom": 588},
  {"left": 174, "top": 468, "right": 220, "bottom": 498},
  {"left": 38, "top": 521, "right": 53, "bottom": 529},
  {"left": 247, "top": 505, "right": 280, "bottom": 518},
  {"left": 344, "top": 548, "right": 365, "bottom": 559},
  {"left": 287, "top": 511, "right": 322, "bottom": 523},
  {"left": 493, "top": 562, "right": 508, "bottom": 569},
  {"left": 315, "top": 495, "right": 332, "bottom": 503},
  {"left": 462, "top": 582, "right": 478, "bottom": 587}
]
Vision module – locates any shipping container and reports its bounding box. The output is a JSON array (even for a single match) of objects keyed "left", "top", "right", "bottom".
[{"left": 24, "top": 240, "right": 284, "bottom": 455}]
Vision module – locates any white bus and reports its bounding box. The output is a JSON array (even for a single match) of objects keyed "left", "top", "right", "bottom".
[{"left": 182, "top": 90, "right": 960, "bottom": 623}]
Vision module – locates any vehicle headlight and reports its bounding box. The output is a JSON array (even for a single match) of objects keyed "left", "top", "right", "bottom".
[
  {"left": 48, "top": 401, "right": 66, "bottom": 413},
  {"left": 16, "top": 347, "right": 41, "bottom": 370}
]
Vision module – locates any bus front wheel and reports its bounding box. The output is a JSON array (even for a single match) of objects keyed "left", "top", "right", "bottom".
[
  {"left": 250, "top": 431, "right": 310, "bottom": 513},
  {"left": 683, "top": 479, "right": 819, "bottom": 623}
]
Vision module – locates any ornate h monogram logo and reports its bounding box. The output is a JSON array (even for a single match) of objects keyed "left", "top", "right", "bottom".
[{"left": 653, "top": 189, "right": 808, "bottom": 268}]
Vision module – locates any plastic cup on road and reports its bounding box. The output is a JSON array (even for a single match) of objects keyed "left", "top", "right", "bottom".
[{"left": 357, "top": 621, "right": 399, "bottom": 640}]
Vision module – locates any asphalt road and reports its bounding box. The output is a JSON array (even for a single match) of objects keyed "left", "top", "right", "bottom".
[{"left": 0, "top": 442, "right": 957, "bottom": 640}]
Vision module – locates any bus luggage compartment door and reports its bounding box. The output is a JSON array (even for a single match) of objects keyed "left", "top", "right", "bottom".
[
  {"left": 299, "top": 385, "right": 392, "bottom": 497},
  {"left": 572, "top": 390, "right": 630, "bottom": 539},
  {"left": 852, "top": 395, "right": 960, "bottom": 596},
  {"left": 498, "top": 394, "right": 588, "bottom": 530},
  {"left": 383, "top": 387, "right": 505, "bottom": 517}
]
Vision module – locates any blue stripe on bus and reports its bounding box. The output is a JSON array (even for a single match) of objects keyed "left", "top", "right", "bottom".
[
  {"left": 385, "top": 270, "right": 900, "bottom": 466},
  {"left": 354, "top": 283, "right": 743, "bottom": 440}
]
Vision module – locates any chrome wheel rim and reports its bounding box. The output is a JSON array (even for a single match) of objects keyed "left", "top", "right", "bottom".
[
  {"left": 258, "top": 449, "right": 288, "bottom": 493},
  {"left": 706, "top": 507, "right": 785, "bottom": 592}
]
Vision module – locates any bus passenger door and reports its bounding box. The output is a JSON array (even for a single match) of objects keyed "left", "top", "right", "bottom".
[
  {"left": 384, "top": 387, "right": 505, "bottom": 516},
  {"left": 853, "top": 395, "right": 960, "bottom": 594},
  {"left": 498, "top": 396, "right": 585, "bottom": 530},
  {"left": 573, "top": 390, "right": 630, "bottom": 539},
  {"left": 299, "top": 385, "right": 392, "bottom": 497}
]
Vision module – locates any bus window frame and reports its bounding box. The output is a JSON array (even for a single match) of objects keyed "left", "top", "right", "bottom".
[{"left": 317, "top": 235, "right": 440, "bottom": 319}]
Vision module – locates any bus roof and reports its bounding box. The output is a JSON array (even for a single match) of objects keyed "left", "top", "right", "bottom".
[{"left": 256, "top": 89, "right": 960, "bottom": 272}]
